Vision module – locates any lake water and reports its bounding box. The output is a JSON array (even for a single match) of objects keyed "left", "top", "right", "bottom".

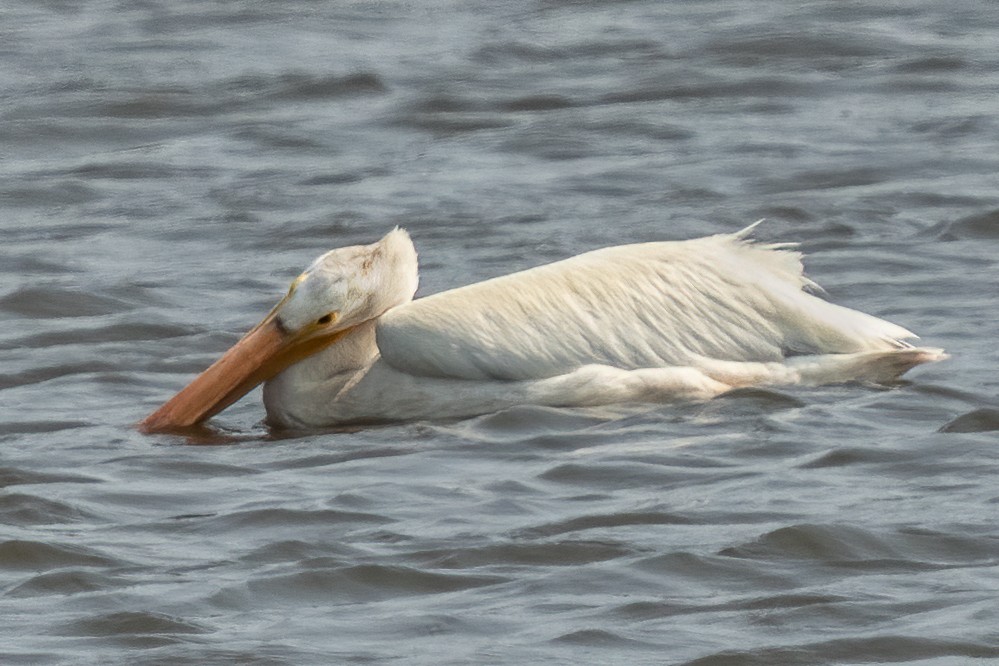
[{"left": 3, "top": 1, "right": 999, "bottom": 663}]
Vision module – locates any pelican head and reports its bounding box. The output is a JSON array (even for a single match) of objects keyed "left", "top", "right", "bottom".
[{"left": 140, "top": 228, "right": 418, "bottom": 432}]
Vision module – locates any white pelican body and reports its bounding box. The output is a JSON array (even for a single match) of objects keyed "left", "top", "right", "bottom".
[{"left": 141, "top": 226, "right": 944, "bottom": 432}]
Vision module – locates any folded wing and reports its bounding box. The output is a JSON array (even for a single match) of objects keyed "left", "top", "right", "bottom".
[{"left": 375, "top": 228, "right": 915, "bottom": 381}]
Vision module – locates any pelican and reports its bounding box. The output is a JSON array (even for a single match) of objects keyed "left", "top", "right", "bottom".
[{"left": 140, "top": 224, "right": 945, "bottom": 432}]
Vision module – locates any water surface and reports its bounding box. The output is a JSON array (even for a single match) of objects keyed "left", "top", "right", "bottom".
[{"left": 3, "top": 1, "right": 999, "bottom": 663}]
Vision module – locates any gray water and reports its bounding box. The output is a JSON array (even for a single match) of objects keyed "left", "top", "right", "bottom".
[{"left": 3, "top": 1, "right": 999, "bottom": 664}]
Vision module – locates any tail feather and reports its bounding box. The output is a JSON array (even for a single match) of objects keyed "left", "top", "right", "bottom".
[
  {"left": 731, "top": 219, "right": 766, "bottom": 240},
  {"left": 788, "top": 347, "right": 947, "bottom": 385}
]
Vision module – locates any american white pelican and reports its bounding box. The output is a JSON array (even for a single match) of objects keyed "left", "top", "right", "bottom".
[{"left": 140, "top": 224, "right": 945, "bottom": 432}]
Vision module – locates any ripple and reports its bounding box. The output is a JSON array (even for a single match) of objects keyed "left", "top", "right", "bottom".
[
  {"left": 705, "top": 29, "right": 895, "bottom": 60},
  {"left": 460, "top": 405, "right": 608, "bottom": 444},
  {"left": 894, "top": 55, "right": 967, "bottom": 73},
  {"left": 499, "top": 128, "right": 594, "bottom": 161},
  {"left": 939, "top": 407, "right": 999, "bottom": 433},
  {"left": 259, "top": 446, "right": 412, "bottom": 470},
  {"left": 0, "top": 361, "right": 118, "bottom": 390},
  {"left": 472, "top": 37, "right": 667, "bottom": 65},
  {"left": 909, "top": 115, "right": 992, "bottom": 139},
  {"left": 632, "top": 551, "right": 792, "bottom": 590},
  {"left": 0, "top": 467, "right": 100, "bottom": 488},
  {"left": 1, "top": 321, "right": 189, "bottom": 350},
  {"left": 149, "top": 459, "right": 258, "bottom": 478},
  {"left": 410, "top": 540, "right": 634, "bottom": 568},
  {"left": 551, "top": 628, "right": 662, "bottom": 649},
  {"left": 599, "top": 78, "right": 820, "bottom": 105},
  {"left": 265, "top": 71, "right": 387, "bottom": 101},
  {"left": 98, "top": 92, "right": 226, "bottom": 119},
  {"left": 0, "top": 493, "right": 96, "bottom": 525},
  {"left": 612, "top": 592, "right": 849, "bottom": 620},
  {"left": 390, "top": 111, "right": 514, "bottom": 135},
  {"left": 540, "top": 461, "right": 745, "bottom": 490},
  {"left": 241, "top": 565, "right": 507, "bottom": 603},
  {"left": 796, "top": 445, "right": 915, "bottom": 469},
  {"left": 186, "top": 507, "right": 395, "bottom": 533},
  {"left": 499, "top": 94, "right": 578, "bottom": 112},
  {"left": 58, "top": 610, "right": 211, "bottom": 637},
  {"left": 0, "top": 286, "right": 135, "bottom": 318},
  {"left": 5, "top": 569, "right": 129, "bottom": 597},
  {"left": 389, "top": 89, "right": 536, "bottom": 135},
  {"left": 720, "top": 524, "right": 999, "bottom": 567},
  {"left": 756, "top": 166, "right": 892, "bottom": 194},
  {"left": 0, "top": 420, "right": 92, "bottom": 435},
  {"left": 515, "top": 511, "right": 695, "bottom": 538},
  {"left": 685, "top": 635, "right": 999, "bottom": 665},
  {"left": 238, "top": 540, "right": 362, "bottom": 565},
  {"left": 938, "top": 209, "right": 999, "bottom": 240},
  {"left": 714, "top": 387, "right": 807, "bottom": 409},
  {"left": 64, "top": 161, "right": 208, "bottom": 181},
  {"left": 0, "top": 540, "right": 121, "bottom": 571},
  {"left": 1, "top": 181, "right": 104, "bottom": 207}
]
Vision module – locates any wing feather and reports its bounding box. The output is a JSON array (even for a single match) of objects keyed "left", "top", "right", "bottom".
[{"left": 375, "top": 229, "right": 916, "bottom": 380}]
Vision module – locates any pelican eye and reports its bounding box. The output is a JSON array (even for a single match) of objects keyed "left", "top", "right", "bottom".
[{"left": 316, "top": 313, "right": 336, "bottom": 326}]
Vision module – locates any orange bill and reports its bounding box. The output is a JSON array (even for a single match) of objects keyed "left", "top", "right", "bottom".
[{"left": 139, "top": 314, "right": 345, "bottom": 433}]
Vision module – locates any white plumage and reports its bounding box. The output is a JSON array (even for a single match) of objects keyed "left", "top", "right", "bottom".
[
  {"left": 377, "top": 225, "right": 915, "bottom": 381},
  {"left": 140, "top": 225, "right": 944, "bottom": 433}
]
